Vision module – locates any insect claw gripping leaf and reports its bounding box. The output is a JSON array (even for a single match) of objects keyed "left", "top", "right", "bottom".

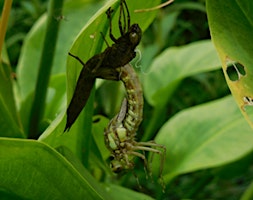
[{"left": 64, "top": 0, "right": 142, "bottom": 131}]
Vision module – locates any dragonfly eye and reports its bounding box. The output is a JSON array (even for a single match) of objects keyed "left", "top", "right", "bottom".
[
  {"left": 129, "top": 24, "right": 142, "bottom": 46},
  {"left": 129, "top": 32, "right": 140, "bottom": 46}
]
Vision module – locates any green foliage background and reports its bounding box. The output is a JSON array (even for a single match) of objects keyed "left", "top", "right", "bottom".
[{"left": 1, "top": 0, "right": 253, "bottom": 199}]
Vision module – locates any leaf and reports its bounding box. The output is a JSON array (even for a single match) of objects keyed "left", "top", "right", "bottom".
[
  {"left": 0, "top": 138, "right": 110, "bottom": 200},
  {"left": 141, "top": 40, "right": 221, "bottom": 141},
  {"left": 92, "top": 115, "right": 110, "bottom": 161},
  {"left": 18, "top": 74, "right": 66, "bottom": 135},
  {"left": 103, "top": 184, "right": 154, "bottom": 200},
  {"left": 206, "top": 0, "right": 253, "bottom": 129},
  {"left": 154, "top": 96, "right": 253, "bottom": 183},
  {"left": 143, "top": 40, "right": 221, "bottom": 107},
  {"left": 0, "top": 62, "right": 24, "bottom": 138},
  {"left": 241, "top": 180, "right": 253, "bottom": 200},
  {"left": 45, "top": 74, "right": 66, "bottom": 120}
]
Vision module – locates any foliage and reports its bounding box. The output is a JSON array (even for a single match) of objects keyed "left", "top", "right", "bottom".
[
  {"left": 207, "top": 0, "right": 253, "bottom": 129},
  {"left": 0, "top": 0, "right": 253, "bottom": 199}
]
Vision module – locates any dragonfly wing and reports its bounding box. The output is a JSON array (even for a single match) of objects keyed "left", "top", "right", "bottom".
[{"left": 64, "top": 67, "right": 95, "bottom": 132}]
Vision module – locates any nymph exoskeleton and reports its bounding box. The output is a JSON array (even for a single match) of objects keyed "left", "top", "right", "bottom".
[{"left": 104, "top": 64, "right": 166, "bottom": 181}]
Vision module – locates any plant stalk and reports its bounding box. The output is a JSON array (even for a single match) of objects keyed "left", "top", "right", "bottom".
[
  {"left": 0, "top": 0, "right": 13, "bottom": 56},
  {"left": 29, "top": 0, "right": 64, "bottom": 138}
]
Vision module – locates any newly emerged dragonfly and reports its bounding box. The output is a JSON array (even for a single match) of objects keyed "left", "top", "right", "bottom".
[
  {"left": 65, "top": 0, "right": 142, "bottom": 131},
  {"left": 104, "top": 63, "right": 166, "bottom": 182}
]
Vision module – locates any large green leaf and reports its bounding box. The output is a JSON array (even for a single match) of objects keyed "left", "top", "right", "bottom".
[
  {"left": 154, "top": 96, "right": 253, "bottom": 183},
  {"left": 0, "top": 137, "right": 157, "bottom": 199},
  {"left": 0, "top": 138, "right": 109, "bottom": 200},
  {"left": 143, "top": 40, "right": 221, "bottom": 107},
  {"left": 206, "top": 0, "right": 253, "bottom": 129},
  {"left": 141, "top": 40, "right": 221, "bottom": 140}
]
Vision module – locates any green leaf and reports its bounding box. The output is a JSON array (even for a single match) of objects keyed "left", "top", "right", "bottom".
[
  {"left": 45, "top": 74, "right": 66, "bottom": 121},
  {"left": 143, "top": 40, "right": 221, "bottom": 107},
  {"left": 241, "top": 180, "right": 253, "bottom": 200},
  {"left": 55, "top": 145, "right": 112, "bottom": 199},
  {"left": 206, "top": 0, "right": 253, "bottom": 129},
  {"left": 92, "top": 115, "right": 110, "bottom": 161},
  {"left": 0, "top": 62, "right": 24, "bottom": 138},
  {"left": 154, "top": 96, "right": 253, "bottom": 183},
  {"left": 141, "top": 40, "right": 221, "bottom": 140},
  {"left": 0, "top": 138, "right": 110, "bottom": 200},
  {"left": 19, "top": 74, "right": 66, "bottom": 135},
  {"left": 103, "top": 184, "right": 154, "bottom": 200}
]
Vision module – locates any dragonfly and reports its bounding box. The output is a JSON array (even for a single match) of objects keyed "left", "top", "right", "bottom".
[
  {"left": 104, "top": 63, "right": 166, "bottom": 183},
  {"left": 65, "top": 0, "right": 142, "bottom": 131}
]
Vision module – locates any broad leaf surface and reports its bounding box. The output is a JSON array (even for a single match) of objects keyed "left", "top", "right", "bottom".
[
  {"left": 0, "top": 138, "right": 108, "bottom": 200},
  {"left": 0, "top": 137, "right": 156, "bottom": 200},
  {"left": 141, "top": 40, "right": 222, "bottom": 141},
  {"left": 143, "top": 40, "right": 221, "bottom": 107},
  {"left": 154, "top": 96, "right": 253, "bottom": 183},
  {"left": 206, "top": 0, "right": 253, "bottom": 129}
]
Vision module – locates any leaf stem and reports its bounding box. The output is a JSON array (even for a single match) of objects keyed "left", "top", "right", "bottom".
[
  {"left": 0, "top": 0, "right": 13, "bottom": 56},
  {"left": 29, "top": 0, "right": 64, "bottom": 139}
]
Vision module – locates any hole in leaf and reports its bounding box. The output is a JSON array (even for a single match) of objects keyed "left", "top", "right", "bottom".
[
  {"left": 236, "top": 63, "right": 246, "bottom": 75},
  {"left": 226, "top": 61, "right": 246, "bottom": 81},
  {"left": 93, "top": 117, "right": 101, "bottom": 123},
  {"left": 243, "top": 96, "right": 253, "bottom": 107},
  {"left": 243, "top": 97, "right": 253, "bottom": 123}
]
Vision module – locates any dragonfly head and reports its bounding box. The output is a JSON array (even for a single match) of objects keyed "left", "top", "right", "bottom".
[{"left": 128, "top": 24, "right": 142, "bottom": 48}]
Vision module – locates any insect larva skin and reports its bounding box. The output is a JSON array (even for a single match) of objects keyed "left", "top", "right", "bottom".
[
  {"left": 104, "top": 64, "right": 143, "bottom": 172},
  {"left": 119, "top": 64, "right": 143, "bottom": 135}
]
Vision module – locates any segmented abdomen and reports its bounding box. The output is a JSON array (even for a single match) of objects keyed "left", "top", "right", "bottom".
[
  {"left": 118, "top": 63, "right": 143, "bottom": 136},
  {"left": 104, "top": 63, "right": 143, "bottom": 153}
]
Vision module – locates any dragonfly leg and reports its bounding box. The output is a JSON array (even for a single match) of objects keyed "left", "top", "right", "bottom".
[
  {"left": 133, "top": 142, "right": 166, "bottom": 179},
  {"left": 100, "top": 32, "right": 110, "bottom": 47},
  {"left": 128, "top": 150, "right": 150, "bottom": 178},
  {"left": 118, "top": 0, "right": 124, "bottom": 35},
  {"left": 122, "top": 0, "right": 130, "bottom": 30},
  {"left": 106, "top": 7, "right": 117, "bottom": 42},
  {"left": 68, "top": 52, "right": 85, "bottom": 66},
  {"left": 119, "top": 0, "right": 130, "bottom": 34}
]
